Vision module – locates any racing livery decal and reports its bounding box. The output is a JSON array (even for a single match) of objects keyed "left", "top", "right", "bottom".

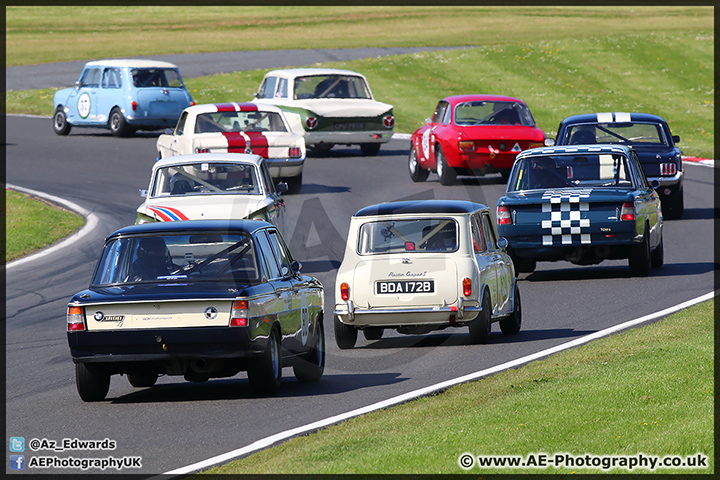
[
  {"left": 540, "top": 189, "right": 593, "bottom": 246},
  {"left": 148, "top": 205, "right": 189, "bottom": 222}
]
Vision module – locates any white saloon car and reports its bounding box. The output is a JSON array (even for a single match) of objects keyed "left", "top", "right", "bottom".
[
  {"left": 333, "top": 200, "right": 521, "bottom": 349},
  {"left": 156, "top": 103, "right": 306, "bottom": 193},
  {"left": 252, "top": 68, "right": 394, "bottom": 156},
  {"left": 136, "top": 153, "right": 287, "bottom": 234}
]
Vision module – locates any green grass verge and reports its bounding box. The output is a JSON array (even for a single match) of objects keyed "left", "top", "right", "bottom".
[
  {"left": 5, "top": 7, "right": 714, "bottom": 158},
  {"left": 5, "top": 189, "right": 84, "bottom": 262},
  {"left": 204, "top": 299, "right": 714, "bottom": 475}
]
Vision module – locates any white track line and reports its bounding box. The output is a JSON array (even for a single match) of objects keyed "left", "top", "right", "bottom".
[
  {"left": 159, "top": 290, "right": 716, "bottom": 477},
  {"left": 6, "top": 184, "right": 100, "bottom": 270}
]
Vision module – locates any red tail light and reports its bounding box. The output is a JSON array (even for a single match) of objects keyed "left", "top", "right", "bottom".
[
  {"left": 340, "top": 282, "right": 350, "bottom": 301},
  {"left": 190, "top": 101, "right": 196, "bottom": 106},
  {"left": 67, "top": 306, "right": 85, "bottom": 332},
  {"left": 288, "top": 147, "right": 302, "bottom": 158},
  {"left": 195, "top": 147, "right": 210, "bottom": 153},
  {"left": 621, "top": 202, "right": 635, "bottom": 221},
  {"left": 305, "top": 117, "right": 318, "bottom": 130},
  {"left": 230, "top": 300, "right": 249, "bottom": 327},
  {"left": 660, "top": 163, "right": 677, "bottom": 175},
  {"left": 458, "top": 140, "right": 475, "bottom": 152},
  {"left": 462, "top": 278, "right": 472, "bottom": 297},
  {"left": 497, "top": 206, "right": 512, "bottom": 225},
  {"left": 383, "top": 115, "right": 395, "bottom": 128}
]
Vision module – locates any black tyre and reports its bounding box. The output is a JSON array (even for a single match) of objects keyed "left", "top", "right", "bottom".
[
  {"left": 468, "top": 292, "right": 492, "bottom": 344},
  {"left": 334, "top": 315, "right": 358, "bottom": 350},
  {"left": 662, "top": 189, "right": 684, "bottom": 220},
  {"left": 628, "top": 226, "right": 652, "bottom": 276},
  {"left": 247, "top": 329, "right": 282, "bottom": 395},
  {"left": 510, "top": 251, "right": 536, "bottom": 275},
  {"left": 53, "top": 107, "right": 72, "bottom": 136},
  {"left": 436, "top": 145, "right": 456, "bottom": 185},
  {"left": 360, "top": 143, "right": 381, "bottom": 156},
  {"left": 650, "top": 234, "right": 664, "bottom": 269},
  {"left": 286, "top": 173, "right": 303, "bottom": 194},
  {"left": 109, "top": 107, "right": 132, "bottom": 137},
  {"left": 363, "top": 327, "right": 384, "bottom": 341},
  {"left": 499, "top": 285, "right": 522, "bottom": 335},
  {"left": 127, "top": 372, "right": 158, "bottom": 388},
  {"left": 293, "top": 319, "right": 325, "bottom": 382},
  {"left": 408, "top": 147, "right": 429, "bottom": 182},
  {"left": 75, "top": 363, "right": 110, "bottom": 402}
]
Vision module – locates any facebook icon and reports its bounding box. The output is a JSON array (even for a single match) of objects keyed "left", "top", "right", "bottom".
[{"left": 10, "top": 454, "right": 25, "bottom": 470}]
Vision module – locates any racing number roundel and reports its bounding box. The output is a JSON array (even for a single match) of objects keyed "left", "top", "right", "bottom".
[
  {"left": 421, "top": 129, "right": 431, "bottom": 160},
  {"left": 77, "top": 93, "right": 91, "bottom": 119}
]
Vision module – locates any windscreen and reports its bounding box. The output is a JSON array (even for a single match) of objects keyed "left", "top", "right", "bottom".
[
  {"left": 151, "top": 162, "right": 260, "bottom": 197},
  {"left": 92, "top": 233, "right": 260, "bottom": 286}
]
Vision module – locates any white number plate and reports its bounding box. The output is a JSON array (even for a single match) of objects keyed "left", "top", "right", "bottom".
[{"left": 376, "top": 280, "right": 434, "bottom": 294}]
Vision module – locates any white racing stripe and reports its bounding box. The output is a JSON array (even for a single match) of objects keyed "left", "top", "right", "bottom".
[
  {"left": 158, "top": 290, "right": 716, "bottom": 477},
  {"left": 6, "top": 184, "right": 99, "bottom": 270}
]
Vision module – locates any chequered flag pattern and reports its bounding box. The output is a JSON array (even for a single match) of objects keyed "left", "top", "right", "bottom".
[{"left": 541, "top": 189, "right": 593, "bottom": 246}]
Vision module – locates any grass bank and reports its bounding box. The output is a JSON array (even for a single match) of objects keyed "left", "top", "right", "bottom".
[
  {"left": 5, "top": 189, "right": 84, "bottom": 262},
  {"left": 204, "top": 299, "right": 714, "bottom": 475}
]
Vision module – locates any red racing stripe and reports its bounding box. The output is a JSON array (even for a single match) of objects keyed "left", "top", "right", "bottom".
[{"left": 221, "top": 132, "right": 269, "bottom": 158}]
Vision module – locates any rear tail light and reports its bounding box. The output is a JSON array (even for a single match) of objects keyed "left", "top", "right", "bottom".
[
  {"left": 462, "top": 278, "right": 472, "bottom": 297},
  {"left": 383, "top": 115, "right": 395, "bottom": 128},
  {"left": 288, "top": 147, "right": 302, "bottom": 158},
  {"left": 131, "top": 101, "right": 138, "bottom": 111},
  {"left": 528, "top": 142, "right": 545, "bottom": 149},
  {"left": 497, "top": 205, "right": 512, "bottom": 225},
  {"left": 340, "top": 282, "right": 350, "bottom": 301},
  {"left": 458, "top": 140, "right": 475, "bottom": 152},
  {"left": 621, "top": 202, "right": 635, "bottom": 221},
  {"left": 195, "top": 147, "right": 210, "bottom": 153},
  {"left": 190, "top": 101, "right": 196, "bottom": 106},
  {"left": 230, "top": 300, "right": 249, "bottom": 327},
  {"left": 67, "top": 306, "right": 85, "bottom": 332},
  {"left": 660, "top": 163, "right": 677, "bottom": 175},
  {"left": 305, "top": 117, "right": 318, "bottom": 130}
]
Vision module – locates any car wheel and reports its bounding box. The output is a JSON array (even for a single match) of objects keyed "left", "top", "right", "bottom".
[
  {"left": 53, "top": 106, "right": 72, "bottom": 136},
  {"left": 509, "top": 251, "right": 536, "bottom": 275},
  {"left": 293, "top": 319, "right": 325, "bottom": 382},
  {"left": 286, "top": 173, "right": 303, "bottom": 194},
  {"left": 408, "top": 147, "right": 429, "bottom": 182},
  {"left": 109, "top": 107, "right": 132, "bottom": 137},
  {"left": 662, "top": 189, "right": 684, "bottom": 220},
  {"left": 334, "top": 314, "right": 357, "bottom": 350},
  {"left": 499, "top": 285, "right": 522, "bottom": 335},
  {"left": 468, "top": 292, "right": 492, "bottom": 344},
  {"left": 127, "top": 372, "right": 158, "bottom": 388},
  {"left": 363, "top": 327, "right": 383, "bottom": 341},
  {"left": 75, "top": 363, "right": 110, "bottom": 402},
  {"left": 247, "top": 328, "right": 282, "bottom": 395},
  {"left": 650, "top": 234, "right": 664, "bottom": 269},
  {"left": 360, "top": 143, "right": 381, "bottom": 156},
  {"left": 436, "top": 145, "right": 456, "bottom": 185},
  {"left": 628, "top": 225, "right": 652, "bottom": 276}
]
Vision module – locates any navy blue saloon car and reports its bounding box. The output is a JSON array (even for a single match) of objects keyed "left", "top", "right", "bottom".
[
  {"left": 551, "top": 112, "right": 683, "bottom": 219},
  {"left": 497, "top": 144, "right": 663, "bottom": 276},
  {"left": 66, "top": 220, "right": 324, "bottom": 401}
]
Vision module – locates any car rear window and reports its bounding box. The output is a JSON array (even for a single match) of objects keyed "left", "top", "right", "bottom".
[
  {"left": 194, "top": 111, "right": 287, "bottom": 133},
  {"left": 357, "top": 218, "right": 458, "bottom": 254},
  {"left": 454, "top": 101, "right": 535, "bottom": 126},
  {"left": 564, "top": 122, "right": 667, "bottom": 146},
  {"left": 131, "top": 68, "right": 184, "bottom": 88},
  {"left": 92, "top": 233, "right": 260, "bottom": 286}
]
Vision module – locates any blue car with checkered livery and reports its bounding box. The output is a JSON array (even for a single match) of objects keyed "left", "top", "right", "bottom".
[{"left": 496, "top": 144, "right": 663, "bottom": 276}]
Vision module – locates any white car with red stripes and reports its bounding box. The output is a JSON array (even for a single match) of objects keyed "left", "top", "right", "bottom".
[
  {"left": 156, "top": 103, "right": 305, "bottom": 193},
  {"left": 136, "top": 153, "right": 287, "bottom": 234},
  {"left": 252, "top": 68, "right": 394, "bottom": 156},
  {"left": 333, "top": 200, "right": 521, "bottom": 349}
]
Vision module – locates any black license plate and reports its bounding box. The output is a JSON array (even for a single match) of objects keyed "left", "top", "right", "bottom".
[
  {"left": 334, "top": 122, "right": 365, "bottom": 130},
  {"left": 376, "top": 280, "right": 435, "bottom": 294}
]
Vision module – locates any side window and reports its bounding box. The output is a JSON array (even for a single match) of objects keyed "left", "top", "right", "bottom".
[
  {"left": 255, "top": 231, "right": 281, "bottom": 279},
  {"left": 441, "top": 105, "right": 452, "bottom": 125},
  {"left": 258, "top": 76, "right": 277, "bottom": 99},
  {"left": 276, "top": 78, "right": 288, "bottom": 98},
  {"left": 431, "top": 102, "right": 448, "bottom": 123},
  {"left": 260, "top": 162, "right": 276, "bottom": 194},
  {"left": 175, "top": 111, "right": 188, "bottom": 135},
  {"left": 101, "top": 68, "right": 121, "bottom": 88},
  {"left": 470, "top": 214, "right": 487, "bottom": 253},
  {"left": 268, "top": 230, "right": 293, "bottom": 277},
  {"left": 481, "top": 212, "right": 498, "bottom": 250},
  {"left": 79, "top": 67, "right": 101, "bottom": 88}
]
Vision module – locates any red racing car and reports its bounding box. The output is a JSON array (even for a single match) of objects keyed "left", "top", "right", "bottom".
[{"left": 408, "top": 95, "right": 545, "bottom": 185}]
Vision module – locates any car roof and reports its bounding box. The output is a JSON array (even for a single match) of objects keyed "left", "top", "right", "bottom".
[
  {"left": 183, "top": 102, "right": 284, "bottom": 115},
  {"left": 153, "top": 153, "right": 265, "bottom": 170},
  {"left": 263, "top": 67, "right": 367, "bottom": 79},
  {"left": 441, "top": 94, "right": 527, "bottom": 105},
  {"left": 354, "top": 200, "right": 488, "bottom": 217},
  {"left": 84, "top": 59, "right": 179, "bottom": 69},
  {"left": 108, "top": 219, "right": 273, "bottom": 239},
  {"left": 516, "top": 144, "right": 633, "bottom": 161},
  {"left": 560, "top": 112, "right": 668, "bottom": 125}
]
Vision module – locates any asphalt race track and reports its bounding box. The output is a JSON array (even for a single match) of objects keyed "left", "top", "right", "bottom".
[{"left": 6, "top": 111, "right": 715, "bottom": 474}]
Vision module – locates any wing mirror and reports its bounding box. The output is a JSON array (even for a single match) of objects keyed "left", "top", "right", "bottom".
[
  {"left": 650, "top": 180, "right": 660, "bottom": 190},
  {"left": 544, "top": 138, "right": 555, "bottom": 147},
  {"left": 139, "top": 189, "right": 148, "bottom": 198},
  {"left": 497, "top": 237, "right": 509, "bottom": 250},
  {"left": 672, "top": 135, "right": 680, "bottom": 144},
  {"left": 276, "top": 182, "right": 289, "bottom": 195}
]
